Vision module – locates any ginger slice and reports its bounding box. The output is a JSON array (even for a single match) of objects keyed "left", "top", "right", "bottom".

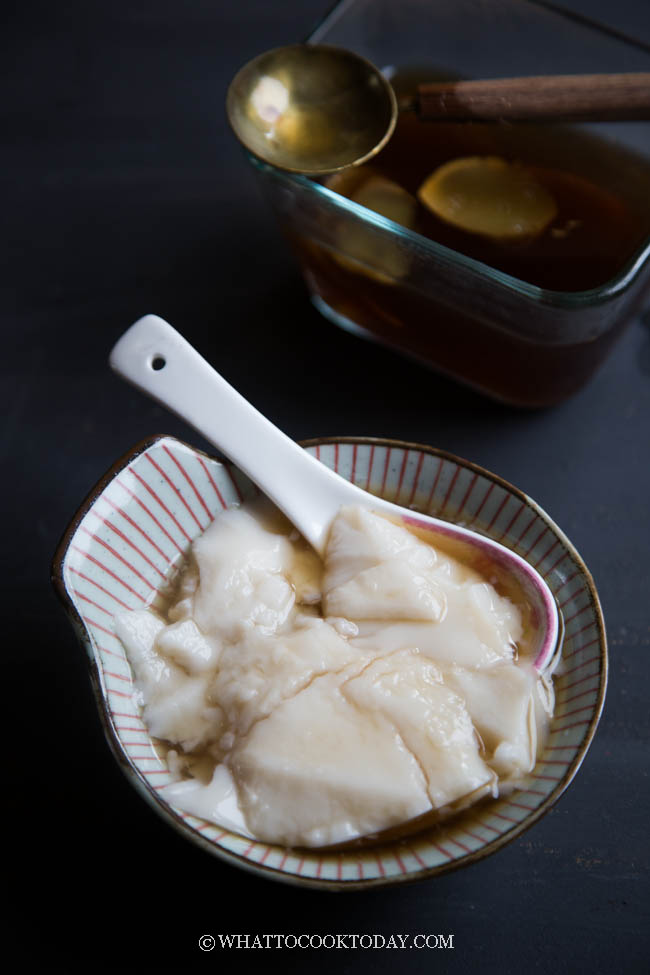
[
  {"left": 327, "top": 168, "right": 417, "bottom": 283},
  {"left": 418, "top": 156, "right": 557, "bottom": 240}
]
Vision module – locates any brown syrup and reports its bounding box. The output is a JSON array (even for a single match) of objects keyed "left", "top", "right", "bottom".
[
  {"left": 290, "top": 96, "right": 650, "bottom": 406},
  {"left": 365, "top": 113, "right": 646, "bottom": 292}
]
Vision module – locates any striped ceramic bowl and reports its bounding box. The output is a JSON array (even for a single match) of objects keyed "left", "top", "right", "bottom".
[{"left": 52, "top": 435, "right": 607, "bottom": 890}]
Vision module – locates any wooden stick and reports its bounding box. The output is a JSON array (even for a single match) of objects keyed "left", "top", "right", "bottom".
[{"left": 415, "top": 73, "right": 650, "bottom": 122}]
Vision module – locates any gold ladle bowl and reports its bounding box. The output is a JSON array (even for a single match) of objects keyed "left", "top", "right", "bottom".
[{"left": 226, "top": 43, "right": 397, "bottom": 175}]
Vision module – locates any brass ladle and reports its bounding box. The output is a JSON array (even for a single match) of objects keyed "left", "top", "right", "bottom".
[{"left": 226, "top": 43, "right": 650, "bottom": 175}]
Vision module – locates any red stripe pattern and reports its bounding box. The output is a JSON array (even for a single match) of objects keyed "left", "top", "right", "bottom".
[{"left": 61, "top": 438, "right": 605, "bottom": 886}]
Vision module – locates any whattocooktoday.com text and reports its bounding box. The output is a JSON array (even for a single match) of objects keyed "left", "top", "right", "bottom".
[{"left": 198, "top": 933, "right": 455, "bottom": 951}]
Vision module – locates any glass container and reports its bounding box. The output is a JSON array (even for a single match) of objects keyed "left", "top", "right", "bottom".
[{"left": 250, "top": 0, "right": 650, "bottom": 406}]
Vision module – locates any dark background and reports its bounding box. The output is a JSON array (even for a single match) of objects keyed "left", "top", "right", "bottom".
[{"left": 5, "top": 0, "right": 649, "bottom": 970}]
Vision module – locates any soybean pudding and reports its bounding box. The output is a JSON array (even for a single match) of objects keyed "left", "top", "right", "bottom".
[{"left": 114, "top": 500, "right": 555, "bottom": 849}]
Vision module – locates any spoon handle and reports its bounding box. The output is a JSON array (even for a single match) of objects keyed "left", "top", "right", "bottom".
[
  {"left": 109, "top": 317, "right": 560, "bottom": 671},
  {"left": 415, "top": 72, "right": 650, "bottom": 122},
  {"left": 109, "top": 315, "right": 362, "bottom": 553}
]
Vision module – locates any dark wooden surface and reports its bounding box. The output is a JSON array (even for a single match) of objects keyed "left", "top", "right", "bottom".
[{"left": 4, "top": 1, "right": 649, "bottom": 970}]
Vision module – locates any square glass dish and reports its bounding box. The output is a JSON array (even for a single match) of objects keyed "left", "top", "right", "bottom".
[{"left": 249, "top": 0, "right": 650, "bottom": 407}]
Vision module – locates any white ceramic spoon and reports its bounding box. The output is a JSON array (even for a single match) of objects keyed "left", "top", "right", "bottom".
[{"left": 110, "top": 314, "right": 560, "bottom": 671}]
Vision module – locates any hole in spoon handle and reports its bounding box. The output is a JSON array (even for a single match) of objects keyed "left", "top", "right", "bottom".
[{"left": 109, "top": 315, "right": 351, "bottom": 553}]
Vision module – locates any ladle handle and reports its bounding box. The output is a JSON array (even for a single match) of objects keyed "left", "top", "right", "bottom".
[{"left": 415, "top": 72, "right": 650, "bottom": 122}]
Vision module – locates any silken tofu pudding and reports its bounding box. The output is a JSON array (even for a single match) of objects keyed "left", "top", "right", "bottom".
[{"left": 114, "top": 499, "right": 556, "bottom": 849}]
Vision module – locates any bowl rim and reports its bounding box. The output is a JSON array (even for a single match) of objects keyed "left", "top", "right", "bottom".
[{"left": 51, "top": 433, "right": 608, "bottom": 891}]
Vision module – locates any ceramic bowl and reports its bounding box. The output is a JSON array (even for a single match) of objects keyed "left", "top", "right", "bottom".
[{"left": 52, "top": 435, "right": 607, "bottom": 889}]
